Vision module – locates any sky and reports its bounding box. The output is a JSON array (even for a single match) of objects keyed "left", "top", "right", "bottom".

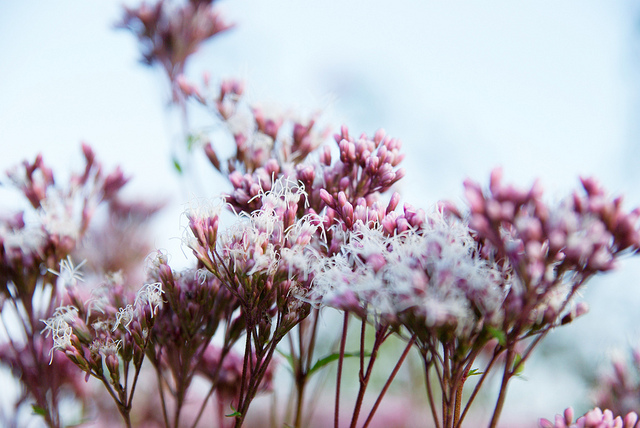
[{"left": 2, "top": 0, "right": 640, "bottom": 424}]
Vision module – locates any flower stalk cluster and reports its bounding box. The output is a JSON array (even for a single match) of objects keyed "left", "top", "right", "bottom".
[
  {"left": 145, "top": 252, "right": 248, "bottom": 428},
  {"left": 42, "top": 276, "right": 163, "bottom": 428},
  {"left": 0, "top": 144, "right": 140, "bottom": 427},
  {"left": 186, "top": 181, "right": 320, "bottom": 427}
]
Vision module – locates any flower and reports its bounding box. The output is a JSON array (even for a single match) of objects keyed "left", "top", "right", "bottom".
[
  {"left": 113, "top": 305, "right": 135, "bottom": 333},
  {"left": 540, "top": 407, "right": 639, "bottom": 428},
  {"left": 48, "top": 256, "right": 87, "bottom": 289},
  {"left": 41, "top": 306, "right": 79, "bottom": 363},
  {"left": 134, "top": 282, "right": 164, "bottom": 315},
  {"left": 311, "top": 208, "right": 505, "bottom": 336}
]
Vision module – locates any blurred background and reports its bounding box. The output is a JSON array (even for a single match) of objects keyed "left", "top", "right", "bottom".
[{"left": 2, "top": 0, "right": 640, "bottom": 425}]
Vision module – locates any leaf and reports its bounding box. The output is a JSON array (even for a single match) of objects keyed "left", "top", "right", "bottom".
[
  {"left": 172, "top": 157, "right": 183, "bottom": 174},
  {"left": 225, "top": 405, "right": 241, "bottom": 418},
  {"left": 31, "top": 405, "right": 47, "bottom": 417},
  {"left": 276, "top": 349, "right": 294, "bottom": 373},
  {"left": 486, "top": 326, "right": 506, "bottom": 347},
  {"left": 186, "top": 133, "right": 200, "bottom": 151},
  {"left": 467, "top": 368, "right": 483, "bottom": 377},
  {"left": 512, "top": 353, "right": 525, "bottom": 377},
  {"left": 308, "top": 351, "right": 368, "bottom": 377}
]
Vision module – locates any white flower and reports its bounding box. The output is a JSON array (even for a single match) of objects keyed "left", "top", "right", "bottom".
[
  {"left": 195, "top": 268, "right": 213, "bottom": 284},
  {"left": 113, "top": 305, "right": 135, "bottom": 332},
  {"left": 48, "top": 256, "right": 86, "bottom": 288},
  {"left": 245, "top": 175, "right": 308, "bottom": 216},
  {"left": 41, "top": 306, "right": 78, "bottom": 363},
  {"left": 91, "top": 319, "right": 112, "bottom": 332},
  {"left": 219, "top": 213, "right": 280, "bottom": 275},
  {"left": 40, "top": 191, "right": 81, "bottom": 241},
  {"left": 85, "top": 285, "right": 111, "bottom": 320},
  {"left": 311, "top": 209, "right": 506, "bottom": 336},
  {"left": 90, "top": 338, "right": 122, "bottom": 356},
  {"left": 134, "top": 282, "right": 164, "bottom": 316},
  {"left": 0, "top": 224, "right": 47, "bottom": 258}
]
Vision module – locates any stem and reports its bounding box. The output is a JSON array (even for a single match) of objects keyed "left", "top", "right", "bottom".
[
  {"left": 234, "top": 313, "right": 286, "bottom": 428},
  {"left": 453, "top": 365, "right": 468, "bottom": 427},
  {"left": 488, "top": 348, "right": 515, "bottom": 428},
  {"left": 423, "top": 354, "right": 441, "bottom": 428},
  {"left": 335, "top": 312, "right": 349, "bottom": 428},
  {"left": 294, "top": 374, "right": 306, "bottom": 428},
  {"left": 190, "top": 345, "right": 232, "bottom": 428},
  {"left": 362, "top": 336, "right": 415, "bottom": 428},
  {"left": 217, "top": 399, "right": 225, "bottom": 428},
  {"left": 152, "top": 354, "right": 171, "bottom": 428},
  {"left": 293, "top": 316, "right": 307, "bottom": 428},
  {"left": 349, "top": 323, "right": 386, "bottom": 428},
  {"left": 456, "top": 351, "right": 500, "bottom": 428},
  {"left": 98, "top": 373, "right": 129, "bottom": 427},
  {"left": 443, "top": 345, "right": 451, "bottom": 427},
  {"left": 305, "top": 309, "right": 321, "bottom": 370},
  {"left": 235, "top": 327, "right": 254, "bottom": 421}
]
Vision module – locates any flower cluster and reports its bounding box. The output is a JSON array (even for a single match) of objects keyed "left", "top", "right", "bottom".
[
  {"left": 311, "top": 209, "right": 504, "bottom": 338},
  {"left": 222, "top": 125, "right": 405, "bottom": 220},
  {"left": 185, "top": 179, "right": 323, "bottom": 426},
  {"left": 464, "top": 168, "right": 640, "bottom": 332},
  {"left": 5, "top": 1, "right": 640, "bottom": 427},
  {"left": 179, "top": 73, "right": 330, "bottom": 177},
  {"left": 592, "top": 346, "right": 640, "bottom": 417},
  {"left": 0, "top": 144, "right": 143, "bottom": 428},
  {"left": 119, "top": 0, "right": 232, "bottom": 95},
  {"left": 42, "top": 261, "right": 163, "bottom": 426},
  {"left": 540, "top": 407, "right": 638, "bottom": 428},
  {"left": 144, "top": 252, "right": 248, "bottom": 427},
  {"left": 0, "top": 144, "right": 128, "bottom": 275}
]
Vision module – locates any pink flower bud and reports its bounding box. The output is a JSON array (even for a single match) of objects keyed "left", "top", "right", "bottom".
[
  {"left": 564, "top": 407, "right": 574, "bottom": 425},
  {"left": 177, "top": 74, "right": 195, "bottom": 96},
  {"left": 387, "top": 192, "right": 400, "bottom": 214},
  {"left": 538, "top": 418, "right": 555, "bottom": 428},
  {"left": 339, "top": 176, "right": 351, "bottom": 191},
  {"left": 464, "top": 180, "right": 485, "bottom": 213},
  {"left": 624, "top": 412, "right": 638, "bottom": 427},
  {"left": 373, "top": 129, "right": 385, "bottom": 144},
  {"left": 319, "top": 189, "right": 335, "bottom": 207},
  {"left": 489, "top": 167, "right": 503, "bottom": 193},
  {"left": 204, "top": 143, "right": 221, "bottom": 171},
  {"left": 320, "top": 145, "right": 332, "bottom": 165}
]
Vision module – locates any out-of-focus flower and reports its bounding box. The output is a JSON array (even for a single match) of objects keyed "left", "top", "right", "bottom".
[
  {"left": 119, "top": 0, "right": 232, "bottom": 93},
  {"left": 540, "top": 407, "right": 638, "bottom": 428},
  {"left": 593, "top": 346, "right": 640, "bottom": 416}
]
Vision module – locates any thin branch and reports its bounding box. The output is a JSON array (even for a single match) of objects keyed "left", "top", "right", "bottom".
[{"left": 362, "top": 335, "right": 415, "bottom": 428}]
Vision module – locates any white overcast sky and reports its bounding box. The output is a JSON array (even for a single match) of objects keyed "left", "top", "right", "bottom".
[{"left": 2, "top": 0, "right": 640, "bottom": 424}]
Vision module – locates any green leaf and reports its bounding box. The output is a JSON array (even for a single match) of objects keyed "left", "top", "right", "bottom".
[
  {"left": 225, "top": 405, "right": 241, "bottom": 418},
  {"left": 31, "top": 405, "right": 47, "bottom": 417},
  {"left": 486, "top": 326, "right": 506, "bottom": 346},
  {"left": 512, "top": 353, "right": 525, "bottom": 377},
  {"left": 172, "top": 157, "right": 183, "bottom": 174},
  {"left": 186, "top": 133, "right": 197, "bottom": 151},
  {"left": 276, "top": 349, "right": 294, "bottom": 372},
  {"left": 467, "top": 368, "right": 483, "bottom": 377},
  {"left": 308, "top": 351, "right": 368, "bottom": 377}
]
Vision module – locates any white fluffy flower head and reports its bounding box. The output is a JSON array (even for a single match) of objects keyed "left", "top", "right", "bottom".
[{"left": 48, "top": 256, "right": 87, "bottom": 289}]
